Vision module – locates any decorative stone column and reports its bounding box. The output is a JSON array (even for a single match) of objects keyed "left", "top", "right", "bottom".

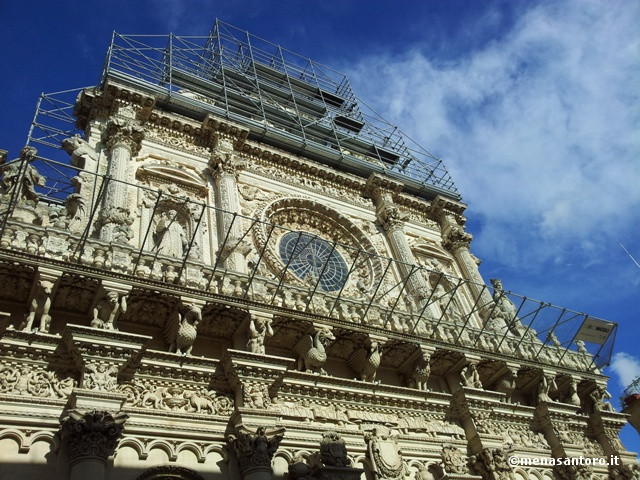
[
  {"left": 366, "top": 174, "right": 430, "bottom": 307},
  {"left": 227, "top": 426, "right": 285, "bottom": 480},
  {"left": 60, "top": 409, "right": 127, "bottom": 480},
  {"left": 209, "top": 137, "right": 248, "bottom": 272},
  {"left": 98, "top": 115, "right": 144, "bottom": 243},
  {"left": 439, "top": 212, "right": 493, "bottom": 315}
]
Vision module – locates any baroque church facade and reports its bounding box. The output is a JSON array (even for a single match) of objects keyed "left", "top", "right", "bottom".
[{"left": 0, "top": 21, "right": 637, "bottom": 480}]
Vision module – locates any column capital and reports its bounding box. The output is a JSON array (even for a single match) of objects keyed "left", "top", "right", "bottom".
[
  {"left": 442, "top": 224, "right": 473, "bottom": 252},
  {"left": 60, "top": 409, "right": 127, "bottom": 467},
  {"left": 209, "top": 138, "right": 246, "bottom": 178},
  {"left": 104, "top": 117, "right": 145, "bottom": 155},
  {"left": 227, "top": 426, "right": 285, "bottom": 478}
]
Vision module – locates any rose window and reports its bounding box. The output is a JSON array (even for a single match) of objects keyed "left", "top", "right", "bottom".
[{"left": 279, "top": 231, "right": 349, "bottom": 292}]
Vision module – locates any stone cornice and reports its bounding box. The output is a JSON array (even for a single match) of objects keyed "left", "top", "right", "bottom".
[{"left": 0, "top": 249, "right": 608, "bottom": 382}]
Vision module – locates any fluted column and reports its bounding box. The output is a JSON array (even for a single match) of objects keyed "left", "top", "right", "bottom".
[
  {"left": 98, "top": 117, "right": 144, "bottom": 243},
  {"left": 209, "top": 138, "right": 247, "bottom": 272},
  {"left": 60, "top": 409, "right": 127, "bottom": 480},
  {"left": 227, "top": 426, "right": 285, "bottom": 480},
  {"left": 367, "top": 175, "right": 430, "bottom": 306},
  {"left": 440, "top": 213, "right": 493, "bottom": 315}
]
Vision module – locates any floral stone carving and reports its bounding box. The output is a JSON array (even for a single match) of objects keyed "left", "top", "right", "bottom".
[
  {"left": 227, "top": 426, "right": 285, "bottom": 476},
  {"left": 60, "top": 409, "right": 127, "bottom": 466}
]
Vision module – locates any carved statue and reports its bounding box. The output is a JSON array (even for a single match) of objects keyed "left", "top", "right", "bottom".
[
  {"left": 441, "top": 445, "right": 467, "bottom": 474},
  {"left": 84, "top": 363, "right": 119, "bottom": 391},
  {"left": 406, "top": 351, "right": 430, "bottom": 390},
  {"left": 164, "top": 303, "right": 202, "bottom": 355},
  {"left": 493, "top": 369, "right": 517, "bottom": 403},
  {"left": 91, "top": 291, "right": 127, "bottom": 330},
  {"left": 584, "top": 386, "right": 614, "bottom": 414},
  {"left": 0, "top": 146, "right": 45, "bottom": 204},
  {"left": 472, "top": 448, "right": 513, "bottom": 480},
  {"left": 62, "top": 134, "right": 99, "bottom": 168},
  {"left": 20, "top": 279, "right": 55, "bottom": 333},
  {"left": 546, "top": 331, "right": 562, "bottom": 347},
  {"left": 319, "top": 431, "right": 349, "bottom": 467},
  {"left": 565, "top": 379, "right": 581, "bottom": 407},
  {"left": 154, "top": 209, "right": 187, "bottom": 258},
  {"left": 535, "top": 375, "right": 555, "bottom": 404},
  {"left": 348, "top": 340, "right": 381, "bottom": 382},
  {"left": 460, "top": 363, "right": 483, "bottom": 389},
  {"left": 574, "top": 339, "right": 589, "bottom": 355},
  {"left": 294, "top": 327, "right": 335, "bottom": 374},
  {"left": 247, "top": 315, "right": 273, "bottom": 354}
]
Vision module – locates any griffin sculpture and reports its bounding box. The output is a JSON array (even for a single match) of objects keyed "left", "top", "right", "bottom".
[
  {"left": 164, "top": 303, "right": 202, "bottom": 356},
  {"left": 348, "top": 340, "right": 381, "bottom": 382},
  {"left": 294, "top": 327, "right": 336, "bottom": 374}
]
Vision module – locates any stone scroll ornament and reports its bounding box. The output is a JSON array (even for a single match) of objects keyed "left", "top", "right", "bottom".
[{"left": 365, "top": 428, "right": 406, "bottom": 480}]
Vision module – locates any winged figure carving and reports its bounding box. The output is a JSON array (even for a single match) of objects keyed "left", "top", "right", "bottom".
[{"left": 348, "top": 340, "right": 381, "bottom": 382}]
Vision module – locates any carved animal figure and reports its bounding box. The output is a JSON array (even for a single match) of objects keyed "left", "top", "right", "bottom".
[
  {"left": 21, "top": 280, "right": 54, "bottom": 333},
  {"left": 407, "top": 352, "right": 431, "bottom": 390},
  {"left": 348, "top": 341, "right": 381, "bottom": 382},
  {"left": 164, "top": 303, "right": 202, "bottom": 356},
  {"left": 294, "top": 327, "right": 336, "bottom": 374},
  {"left": 188, "top": 389, "right": 216, "bottom": 414},
  {"left": 493, "top": 369, "right": 517, "bottom": 403}
]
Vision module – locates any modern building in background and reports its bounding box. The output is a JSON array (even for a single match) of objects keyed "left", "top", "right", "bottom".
[{"left": 0, "top": 20, "right": 636, "bottom": 480}]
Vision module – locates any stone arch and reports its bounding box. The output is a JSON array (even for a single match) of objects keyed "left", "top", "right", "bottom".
[
  {"left": 147, "top": 439, "right": 178, "bottom": 462},
  {"left": 253, "top": 196, "right": 384, "bottom": 293},
  {"left": 118, "top": 437, "right": 147, "bottom": 461},
  {"left": 133, "top": 464, "right": 206, "bottom": 480},
  {"left": 175, "top": 442, "right": 206, "bottom": 463},
  {"left": 136, "top": 161, "right": 209, "bottom": 263}
]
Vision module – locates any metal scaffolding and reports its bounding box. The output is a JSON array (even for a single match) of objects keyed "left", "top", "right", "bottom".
[
  {"left": 0, "top": 20, "right": 617, "bottom": 373},
  {"left": 100, "top": 20, "right": 460, "bottom": 200},
  {"left": 0, "top": 148, "right": 616, "bottom": 371}
]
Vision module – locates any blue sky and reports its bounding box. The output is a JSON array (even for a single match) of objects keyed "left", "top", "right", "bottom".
[{"left": 1, "top": 0, "right": 639, "bottom": 453}]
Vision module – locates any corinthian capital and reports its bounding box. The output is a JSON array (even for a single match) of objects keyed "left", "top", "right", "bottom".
[
  {"left": 104, "top": 117, "right": 145, "bottom": 155},
  {"left": 60, "top": 409, "right": 127, "bottom": 467},
  {"left": 442, "top": 225, "right": 472, "bottom": 252},
  {"left": 208, "top": 144, "right": 246, "bottom": 178},
  {"left": 376, "top": 200, "right": 408, "bottom": 233},
  {"left": 227, "top": 426, "right": 285, "bottom": 477}
]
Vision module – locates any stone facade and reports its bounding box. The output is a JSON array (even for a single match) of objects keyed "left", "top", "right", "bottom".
[{"left": 0, "top": 28, "right": 638, "bottom": 480}]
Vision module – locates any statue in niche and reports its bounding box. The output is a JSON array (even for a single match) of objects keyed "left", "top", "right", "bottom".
[
  {"left": 247, "top": 315, "right": 274, "bottom": 354},
  {"left": 433, "top": 282, "right": 464, "bottom": 323},
  {"left": 91, "top": 291, "right": 127, "bottom": 330},
  {"left": 0, "top": 146, "right": 45, "bottom": 205},
  {"left": 154, "top": 209, "right": 187, "bottom": 258}
]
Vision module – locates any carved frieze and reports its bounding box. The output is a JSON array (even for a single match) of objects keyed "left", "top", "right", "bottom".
[
  {"left": 118, "top": 380, "right": 233, "bottom": 415},
  {"left": 0, "top": 365, "right": 76, "bottom": 399}
]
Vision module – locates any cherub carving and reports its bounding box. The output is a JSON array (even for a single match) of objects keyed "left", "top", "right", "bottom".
[
  {"left": 164, "top": 303, "right": 202, "bottom": 356},
  {"left": 247, "top": 315, "right": 273, "bottom": 354},
  {"left": 20, "top": 279, "right": 55, "bottom": 333},
  {"left": 91, "top": 291, "right": 127, "bottom": 330},
  {"left": 84, "top": 363, "right": 118, "bottom": 391}
]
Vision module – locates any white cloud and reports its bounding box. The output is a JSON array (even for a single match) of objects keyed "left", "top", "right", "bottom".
[
  {"left": 347, "top": 0, "right": 640, "bottom": 270},
  {"left": 610, "top": 352, "right": 640, "bottom": 390}
]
